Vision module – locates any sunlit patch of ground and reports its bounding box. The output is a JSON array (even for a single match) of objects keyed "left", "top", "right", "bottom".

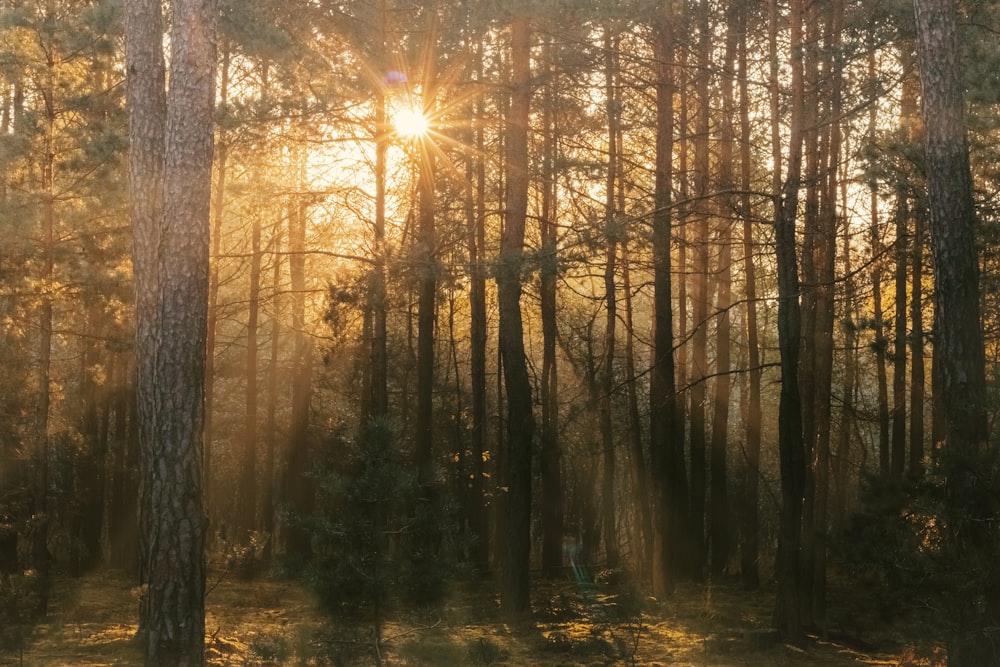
[{"left": 0, "top": 568, "right": 945, "bottom": 666}]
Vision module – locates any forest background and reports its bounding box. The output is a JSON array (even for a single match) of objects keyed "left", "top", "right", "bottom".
[{"left": 0, "top": 0, "right": 999, "bottom": 663}]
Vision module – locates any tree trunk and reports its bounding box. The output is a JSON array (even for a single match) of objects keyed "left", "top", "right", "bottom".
[
  {"left": 204, "top": 39, "right": 229, "bottom": 523},
  {"left": 913, "top": 0, "right": 996, "bottom": 662},
  {"left": 688, "top": 0, "right": 711, "bottom": 580},
  {"left": 126, "top": 0, "right": 215, "bottom": 662},
  {"left": 32, "top": 1, "right": 56, "bottom": 609},
  {"left": 738, "top": 0, "right": 763, "bottom": 589},
  {"left": 498, "top": 8, "right": 534, "bottom": 615},
  {"left": 772, "top": 0, "right": 807, "bottom": 640},
  {"left": 539, "top": 34, "right": 563, "bottom": 578},
  {"left": 465, "top": 38, "right": 489, "bottom": 576},
  {"left": 650, "top": 1, "right": 688, "bottom": 597},
  {"left": 710, "top": 2, "right": 737, "bottom": 578},
  {"left": 283, "top": 148, "right": 314, "bottom": 558},
  {"left": 262, "top": 224, "right": 282, "bottom": 561},
  {"left": 599, "top": 24, "right": 621, "bottom": 571},
  {"left": 867, "top": 51, "right": 891, "bottom": 479}
]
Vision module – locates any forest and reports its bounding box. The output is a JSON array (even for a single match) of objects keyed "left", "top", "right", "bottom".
[{"left": 1, "top": 0, "right": 999, "bottom": 664}]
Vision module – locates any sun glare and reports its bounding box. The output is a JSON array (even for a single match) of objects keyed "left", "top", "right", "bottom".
[{"left": 394, "top": 107, "right": 430, "bottom": 138}]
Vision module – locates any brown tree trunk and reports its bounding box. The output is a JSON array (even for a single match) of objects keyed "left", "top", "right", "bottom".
[
  {"left": 498, "top": 8, "right": 535, "bottom": 614},
  {"left": 599, "top": 24, "right": 621, "bottom": 571},
  {"left": 32, "top": 1, "right": 56, "bottom": 609},
  {"left": 283, "top": 148, "right": 313, "bottom": 558},
  {"left": 539, "top": 34, "right": 563, "bottom": 578},
  {"left": 687, "top": 0, "right": 712, "bottom": 579},
  {"left": 738, "top": 0, "right": 763, "bottom": 589},
  {"left": 650, "top": 0, "right": 688, "bottom": 597},
  {"left": 772, "top": 0, "right": 807, "bottom": 640},
  {"left": 867, "top": 51, "right": 891, "bottom": 479},
  {"left": 126, "top": 0, "right": 215, "bottom": 661},
  {"left": 204, "top": 40, "right": 229, "bottom": 522},
  {"left": 913, "top": 0, "right": 995, "bottom": 662},
  {"left": 710, "top": 2, "right": 738, "bottom": 578},
  {"left": 465, "top": 38, "right": 489, "bottom": 576}
]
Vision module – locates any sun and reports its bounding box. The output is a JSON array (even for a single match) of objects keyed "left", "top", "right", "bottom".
[{"left": 393, "top": 106, "right": 430, "bottom": 139}]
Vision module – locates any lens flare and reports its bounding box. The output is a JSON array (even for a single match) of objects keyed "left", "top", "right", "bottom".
[{"left": 394, "top": 107, "right": 429, "bottom": 138}]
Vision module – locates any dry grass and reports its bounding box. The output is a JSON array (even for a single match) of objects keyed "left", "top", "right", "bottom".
[{"left": 0, "top": 568, "right": 944, "bottom": 666}]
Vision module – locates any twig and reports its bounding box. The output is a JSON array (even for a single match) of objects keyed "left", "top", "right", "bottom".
[
  {"left": 205, "top": 563, "right": 232, "bottom": 600},
  {"left": 380, "top": 617, "right": 443, "bottom": 644}
]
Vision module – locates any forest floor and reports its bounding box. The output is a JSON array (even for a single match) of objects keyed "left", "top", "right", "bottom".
[{"left": 0, "top": 565, "right": 945, "bottom": 666}]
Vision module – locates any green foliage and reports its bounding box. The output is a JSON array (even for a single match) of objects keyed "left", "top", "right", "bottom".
[
  {"left": 306, "top": 418, "right": 466, "bottom": 637},
  {"left": 837, "top": 448, "right": 1000, "bottom": 648}
]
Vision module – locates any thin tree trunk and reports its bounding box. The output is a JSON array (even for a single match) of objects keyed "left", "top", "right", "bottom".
[
  {"left": 599, "top": 24, "right": 621, "bottom": 570},
  {"left": 370, "top": 0, "right": 389, "bottom": 420},
  {"left": 622, "top": 240, "right": 651, "bottom": 576},
  {"left": 539, "top": 34, "right": 563, "bottom": 578},
  {"left": 204, "top": 40, "right": 229, "bottom": 522},
  {"left": 688, "top": 0, "right": 712, "bottom": 579},
  {"left": 809, "top": 0, "right": 844, "bottom": 624},
  {"left": 866, "top": 51, "right": 891, "bottom": 479},
  {"left": 283, "top": 147, "right": 313, "bottom": 558},
  {"left": 32, "top": 1, "right": 56, "bottom": 609},
  {"left": 262, "top": 224, "right": 282, "bottom": 560},
  {"left": 772, "top": 0, "right": 807, "bottom": 640},
  {"left": 738, "top": 0, "right": 763, "bottom": 589},
  {"left": 465, "top": 37, "right": 489, "bottom": 576},
  {"left": 710, "top": 2, "right": 737, "bottom": 578},
  {"left": 414, "top": 6, "right": 438, "bottom": 492},
  {"left": 891, "top": 185, "right": 909, "bottom": 479}
]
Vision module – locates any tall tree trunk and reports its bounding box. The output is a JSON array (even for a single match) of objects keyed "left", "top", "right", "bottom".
[
  {"left": 283, "top": 148, "right": 313, "bottom": 558},
  {"left": 262, "top": 224, "right": 282, "bottom": 561},
  {"left": 809, "top": 0, "right": 844, "bottom": 624},
  {"left": 622, "top": 240, "right": 651, "bottom": 576},
  {"left": 738, "top": 0, "right": 763, "bottom": 589},
  {"left": 369, "top": 0, "right": 389, "bottom": 420},
  {"left": 904, "top": 62, "right": 926, "bottom": 478},
  {"left": 650, "top": 0, "right": 687, "bottom": 597},
  {"left": 910, "top": 205, "right": 925, "bottom": 478},
  {"left": 204, "top": 40, "right": 229, "bottom": 522},
  {"left": 913, "top": 1, "right": 995, "bottom": 662},
  {"left": 772, "top": 0, "right": 807, "bottom": 640},
  {"left": 710, "top": 2, "right": 737, "bottom": 578},
  {"left": 465, "top": 38, "right": 489, "bottom": 576},
  {"left": 833, "top": 152, "right": 858, "bottom": 532},
  {"left": 127, "top": 0, "right": 215, "bottom": 661},
  {"left": 240, "top": 203, "right": 262, "bottom": 538},
  {"left": 498, "top": 8, "right": 535, "bottom": 614},
  {"left": 539, "top": 34, "right": 563, "bottom": 578},
  {"left": 891, "top": 182, "right": 909, "bottom": 480},
  {"left": 688, "top": 0, "right": 712, "bottom": 579},
  {"left": 599, "top": 24, "right": 621, "bottom": 571},
  {"left": 414, "top": 7, "right": 438, "bottom": 492},
  {"left": 125, "top": 0, "right": 166, "bottom": 643},
  {"left": 867, "top": 51, "right": 891, "bottom": 479},
  {"left": 32, "top": 1, "right": 56, "bottom": 609}
]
